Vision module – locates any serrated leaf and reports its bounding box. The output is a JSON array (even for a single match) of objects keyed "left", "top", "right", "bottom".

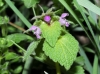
[
  {"left": 23, "top": 0, "right": 39, "bottom": 8},
  {"left": 23, "top": 40, "right": 40, "bottom": 61},
  {"left": 40, "top": 21, "right": 61, "bottom": 47},
  {"left": 43, "top": 33, "right": 79, "bottom": 70},
  {"left": 67, "top": 66, "right": 85, "bottom": 74},
  {"left": 6, "top": 33, "right": 33, "bottom": 47}
]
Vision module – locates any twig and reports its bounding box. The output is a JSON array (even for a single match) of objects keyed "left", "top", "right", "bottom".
[{"left": 8, "top": 22, "right": 25, "bottom": 32}]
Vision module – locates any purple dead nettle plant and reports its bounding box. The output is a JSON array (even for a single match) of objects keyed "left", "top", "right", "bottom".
[
  {"left": 28, "top": 15, "right": 51, "bottom": 39},
  {"left": 28, "top": 13, "right": 69, "bottom": 39}
]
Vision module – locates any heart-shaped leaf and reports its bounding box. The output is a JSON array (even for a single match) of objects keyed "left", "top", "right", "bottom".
[
  {"left": 40, "top": 21, "right": 61, "bottom": 47},
  {"left": 43, "top": 33, "right": 79, "bottom": 70}
]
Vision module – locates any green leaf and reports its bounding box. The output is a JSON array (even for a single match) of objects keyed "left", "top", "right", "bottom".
[
  {"left": 13, "top": 65, "right": 23, "bottom": 74},
  {"left": 0, "top": 38, "right": 7, "bottom": 48},
  {"left": 79, "top": 46, "right": 92, "bottom": 74},
  {"left": 0, "top": 62, "right": 9, "bottom": 70},
  {"left": 75, "top": 56, "right": 85, "bottom": 66},
  {"left": 43, "top": 33, "right": 79, "bottom": 70},
  {"left": 0, "top": 16, "right": 4, "bottom": 25},
  {"left": 34, "top": 52, "right": 47, "bottom": 62},
  {"left": 88, "top": 11, "right": 97, "bottom": 24},
  {"left": 4, "top": 52, "right": 19, "bottom": 60},
  {"left": 40, "top": 21, "right": 61, "bottom": 47},
  {"left": 23, "top": 0, "right": 39, "bottom": 8},
  {"left": 6, "top": 33, "right": 33, "bottom": 47},
  {"left": 67, "top": 66, "right": 85, "bottom": 74},
  {"left": 0, "top": 0, "right": 4, "bottom": 7},
  {"left": 88, "top": 16, "right": 96, "bottom": 26},
  {"left": 23, "top": 40, "right": 40, "bottom": 61},
  {"left": 1, "top": 70, "right": 9, "bottom": 74},
  {"left": 93, "top": 55, "right": 98, "bottom": 74},
  {"left": 83, "top": 47, "right": 95, "bottom": 53},
  {"left": 0, "top": 16, "right": 9, "bottom": 26},
  {"left": 77, "top": 0, "right": 100, "bottom": 16}
]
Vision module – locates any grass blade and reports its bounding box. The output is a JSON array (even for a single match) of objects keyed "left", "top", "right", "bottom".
[
  {"left": 5, "top": 0, "right": 32, "bottom": 28},
  {"left": 77, "top": 0, "right": 100, "bottom": 16},
  {"left": 93, "top": 55, "right": 98, "bottom": 74},
  {"left": 74, "top": 0, "right": 100, "bottom": 58},
  {"left": 79, "top": 46, "right": 92, "bottom": 74}
]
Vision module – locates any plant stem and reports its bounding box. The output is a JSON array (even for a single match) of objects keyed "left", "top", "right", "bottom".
[
  {"left": 55, "top": 62, "right": 61, "bottom": 74},
  {"left": 0, "top": 5, "right": 8, "bottom": 13},
  {"left": 32, "top": 7, "right": 37, "bottom": 21},
  {"left": 10, "top": 40, "right": 26, "bottom": 52},
  {"left": 1, "top": 24, "right": 7, "bottom": 37},
  {"left": 22, "top": 56, "right": 34, "bottom": 74},
  {"left": 8, "top": 22, "right": 25, "bottom": 32},
  {"left": 38, "top": 4, "right": 44, "bottom": 13}
]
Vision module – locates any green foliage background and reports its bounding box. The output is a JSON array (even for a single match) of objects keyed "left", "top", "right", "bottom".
[{"left": 0, "top": 0, "right": 100, "bottom": 74}]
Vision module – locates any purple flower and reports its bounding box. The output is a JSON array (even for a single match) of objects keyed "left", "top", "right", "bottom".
[
  {"left": 44, "top": 15, "right": 51, "bottom": 23},
  {"left": 29, "top": 25, "right": 41, "bottom": 39},
  {"left": 59, "top": 13, "right": 70, "bottom": 27}
]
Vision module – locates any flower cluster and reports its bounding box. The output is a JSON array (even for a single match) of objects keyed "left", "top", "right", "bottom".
[
  {"left": 44, "top": 15, "right": 51, "bottom": 23},
  {"left": 59, "top": 13, "right": 70, "bottom": 27},
  {"left": 28, "top": 13, "right": 69, "bottom": 39},
  {"left": 43, "top": 13, "right": 70, "bottom": 27},
  {"left": 29, "top": 25, "right": 41, "bottom": 39}
]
